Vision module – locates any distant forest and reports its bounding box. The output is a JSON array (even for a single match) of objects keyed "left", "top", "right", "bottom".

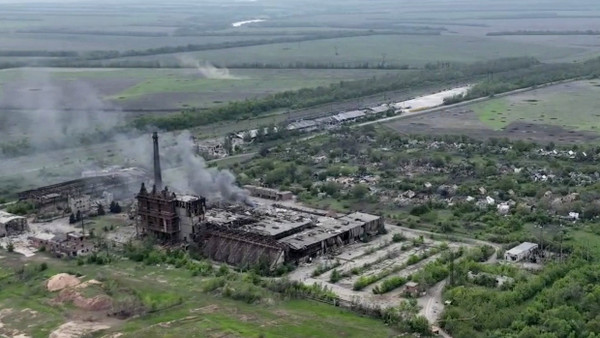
[{"left": 487, "top": 30, "right": 600, "bottom": 36}]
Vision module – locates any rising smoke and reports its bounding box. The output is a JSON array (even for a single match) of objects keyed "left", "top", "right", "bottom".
[
  {"left": 176, "top": 55, "right": 244, "bottom": 80},
  {"left": 0, "top": 68, "right": 121, "bottom": 151},
  {"left": 0, "top": 68, "right": 248, "bottom": 205},
  {"left": 120, "top": 131, "right": 249, "bottom": 204}
]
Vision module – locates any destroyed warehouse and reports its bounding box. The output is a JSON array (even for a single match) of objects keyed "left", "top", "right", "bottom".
[{"left": 18, "top": 167, "right": 146, "bottom": 221}]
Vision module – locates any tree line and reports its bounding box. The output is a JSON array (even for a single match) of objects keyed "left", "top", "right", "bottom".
[
  {"left": 487, "top": 30, "right": 600, "bottom": 36},
  {"left": 4, "top": 30, "right": 414, "bottom": 63},
  {"left": 444, "top": 56, "right": 600, "bottom": 105},
  {"left": 131, "top": 57, "right": 549, "bottom": 130}
]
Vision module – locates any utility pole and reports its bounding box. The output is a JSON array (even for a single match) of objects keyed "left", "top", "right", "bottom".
[
  {"left": 449, "top": 251, "right": 455, "bottom": 286},
  {"left": 558, "top": 225, "right": 565, "bottom": 263}
]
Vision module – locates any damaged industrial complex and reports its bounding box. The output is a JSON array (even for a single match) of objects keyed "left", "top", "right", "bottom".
[
  {"left": 135, "top": 132, "right": 385, "bottom": 269},
  {"left": 18, "top": 167, "right": 146, "bottom": 222}
]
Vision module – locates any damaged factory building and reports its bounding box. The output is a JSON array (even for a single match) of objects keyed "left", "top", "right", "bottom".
[
  {"left": 136, "top": 133, "right": 207, "bottom": 242},
  {"left": 136, "top": 133, "right": 385, "bottom": 269},
  {"left": 18, "top": 167, "right": 146, "bottom": 222}
]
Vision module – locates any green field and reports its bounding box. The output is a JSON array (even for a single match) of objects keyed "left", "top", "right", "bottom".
[
  {"left": 109, "top": 68, "right": 404, "bottom": 106},
  {"left": 114, "top": 34, "right": 587, "bottom": 67},
  {"left": 471, "top": 80, "right": 600, "bottom": 132},
  {"left": 0, "top": 67, "right": 404, "bottom": 111},
  {"left": 0, "top": 253, "right": 398, "bottom": 337}
]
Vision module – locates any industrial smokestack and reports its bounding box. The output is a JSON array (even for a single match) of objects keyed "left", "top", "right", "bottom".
[{"left": 152, "top": 132, "right": 163, "bottom": 190}]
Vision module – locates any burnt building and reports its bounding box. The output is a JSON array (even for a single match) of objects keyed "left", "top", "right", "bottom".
[
  {"left": 18, "top": 167, "right": 146, "bottom": 221},
  {"left": 135, "top": 132, "right": 385, "bottom": 269},
  {"left": 200, "top": 206, "right": 385, "bottom": 268},
  {"left": 0, "top": 211, "right": 28, "bottom": 237},
  {"left": 243, "top": 185, "right": 294, "bottom": 201},
  {"left": 29, "top": 232, "right": 95, "bottom": 258},
  {"left": 136, "top": 132, "right": 206, "bottom": 242}
]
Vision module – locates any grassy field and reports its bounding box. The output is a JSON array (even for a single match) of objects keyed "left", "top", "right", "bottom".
[
  {"left": 0, "top": 67, "right": 406, "bottom": 111},
  {"left": 109, "top": 68, "right": 404, "bottom": 108},
  {"left": 471, "top": 80, "right": 600, "bottom": 132},
  {"left": 0, "top": 252, "right": 399, "bottom": 338},
  {"left": 113, "top": 34, "right": 586, "bottom": 67}
]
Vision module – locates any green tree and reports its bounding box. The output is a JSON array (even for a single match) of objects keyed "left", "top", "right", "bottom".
[
  {"left": 351, "top": 184, "right": 369, "bottom": 199},
  {"left": 97, "top": 204, "right": 106, "bottom": 216}
]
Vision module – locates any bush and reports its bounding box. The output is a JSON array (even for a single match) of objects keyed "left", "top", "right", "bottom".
[
  {"left": 217, "top": 265, "right": 230, "bottom": 277},
  {"left": 39, "top": 262, "right": 48, "bottom": 271},
  {"left": 203, "top": 277, "right": 227, "bottom": 292},
  {"left": 410, "top": 204, "right": 431, "bottom": 216},
  {"left": 354, "top": 275, "right": 379, "bottom": 290},
  {"left": 373, "top": 276, "right": 408, "bottom": 294},
  {"left": 409, "top": 316, "right": 431, "bottom": 335},
  {"left": 6, "top": 242, "right": 14, "bottom": 252},
  {"left": 407, "top": 254, "right": 421, "bottom": 265},
  {"left": 313, "top": 260, "right": 341, "bottom": 277},
  {"left": 222, "top": 282, "right": 263, "bottom": 304},
  {"left": 330, "top": 269, "right": 342, "bottom": 283},
  {"left": 5, "top": 201, "right": 33, "bottom": 216},
  {"left": 392, "top": 233, "right": 406, "bottom": 243}
]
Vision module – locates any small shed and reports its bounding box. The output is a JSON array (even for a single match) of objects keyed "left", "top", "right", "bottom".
[
  {"left": 404, "top": 281, "right": 420, "bottom": 297},
  {"left": 504, "top": 242, "right": 538, "bottom": 262}
]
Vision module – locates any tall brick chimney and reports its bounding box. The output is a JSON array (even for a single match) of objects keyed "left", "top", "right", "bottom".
[{"left": 152, "top": 132, "right": 163, "bottom": 190}]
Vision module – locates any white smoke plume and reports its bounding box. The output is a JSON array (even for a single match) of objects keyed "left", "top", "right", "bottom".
[
  {"left": 0, "top": 68, "right": 121, "bottom": 151},
  {"left": 176, "top": 55, "right": 244, "bottom": 80},
  {"left": 119, "top": 131, "right": 249, "bottom": 204}
]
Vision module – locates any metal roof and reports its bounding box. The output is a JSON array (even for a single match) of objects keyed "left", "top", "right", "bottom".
[
  {"left": 333, "top": 110, "right": 366, "bottom": 122},
  {"left": 0, "top": 210, "right": 26, "bottom": 224},
  {"left": 506, "top": 242, "right": 538, "bottom": 255},
  {"left": 287, "top": 120, "right": 317, "bottom": 130}
]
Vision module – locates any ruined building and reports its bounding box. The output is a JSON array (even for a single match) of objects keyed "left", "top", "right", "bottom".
[
  {"left": 18, "top": 167, "right": 146, "bottom": 221},
  {"left": 136, "top": 132, "right": 206, "bottom": 242},
  {"left": 136, "top": 132, "right": 385, "bottom": 270},
  {"left": 0, "top": 210, "right": 28, "bottom": 237}
]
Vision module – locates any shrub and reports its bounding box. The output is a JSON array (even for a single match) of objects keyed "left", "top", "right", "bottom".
[
  {"left": 6, "top": 242, "right": 14, "bottom": 252},
  {"left": 410, "top": 204, "right": 431, "bottom": 216},
  {"left": 407, "top": 254, "right": 421, "bottom": 265},
  {"left": 217, "top": 265, "right": 230, "bottom": 277},
  {"left": 330, "top": 269, "right": 342, "bottom": 283},
  {"left": 313, "top": 260, "right": 341, "bottom": 277},
  {"left": 203, "top": 277, "right": 227, "bottom": 292},
  {"left": 392, "top": 233, "right": 406, "bottom": 243},
  {"left": 373, "top": 276, "right": 408, "bottom": 294}
]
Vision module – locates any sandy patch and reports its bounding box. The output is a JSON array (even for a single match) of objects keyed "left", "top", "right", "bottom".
[
  {"left": 56, "top": 289, "right": 113, "bottom": 312},
  {"left": 75, "top": 279, "right": 102, "bottom": 289},
  {"left": 49, "top": 321, "right": 110, "bottom": 338},
  {"left": 47, "top": 273, "right": 81, "bottom": 292}
]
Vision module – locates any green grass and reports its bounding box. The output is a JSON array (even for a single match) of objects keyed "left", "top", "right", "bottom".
[
  {"left": 472, "top": 81, "right": 600, "bottom": 132},
  {"left": 0, "top": 253, "right": 397, "bottom": 338},
  {"left": 109, "top": 68, "right": 400, "bottom": 103},
  {"left": 117, "top": 34, "right": 585, "bottom": 67},
  {"left": 472, "top": 99, "right": 510, "bottom": 130},
  {"left": 0, "top": 67, "right": 402, "bottom": 110},
  {"left": 569, "top": 229, "right": 600, "bottom": 257}
]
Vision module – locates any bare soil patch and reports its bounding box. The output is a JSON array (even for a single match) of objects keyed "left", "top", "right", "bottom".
[
  {"left": 385, "top": 108, "right": 600, "bottom": 144},
  {"left": 47, "top": 273, "right": 81, "bottom": 292},
  {"left": 49, "top": 321, "right": 111, "bottom": 338}
]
